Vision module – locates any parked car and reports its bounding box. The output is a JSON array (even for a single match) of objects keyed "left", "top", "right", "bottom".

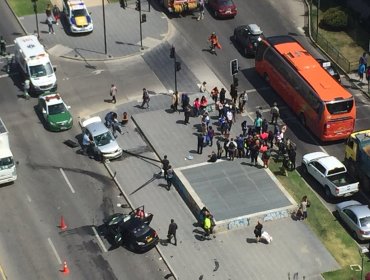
[
  {"left": 207, "top": 0, "right": 237, "bottom": 18},
  {"left": 316, "top": 58, "right": 341, "bottom": 83},
  {"left": 102, "top": 206, "right": 158, "bottom": 252},
  {"left": 336, "top": 200, "right": 370, "bottom": 240},
  {"left": 63, "top": 0, "right": 93, "bottom": 34},
  {"left": 233, "top": 24, "right": 264, "bottom": 57},
  {"left": 80, "top": 116, "right": 122, "bottom": 160},
  {"left": 37, "top": 93, "right": 73, "bottom": 131},
  {"left": 302, "top": 152, "right": 359, "bottom": 198}
]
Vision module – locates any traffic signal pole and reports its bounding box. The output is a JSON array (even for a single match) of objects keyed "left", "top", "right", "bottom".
[{"left": 136, "top": 0, "right": 144, "bottom": 50}]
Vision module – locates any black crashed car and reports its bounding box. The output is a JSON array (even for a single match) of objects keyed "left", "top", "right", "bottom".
[
  {"left": 316, "top": 58, "right": 341, "bottom": 83},
  {"left": 233, "top": 24, "right": 264, "bottom": 57},
  {"left": 103, "top": 208, "right": 158, "bottom": 252}
]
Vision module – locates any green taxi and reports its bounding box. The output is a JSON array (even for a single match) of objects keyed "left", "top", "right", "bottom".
[{"left": 38, "top": 93, "right": 73, "bottom": 131}]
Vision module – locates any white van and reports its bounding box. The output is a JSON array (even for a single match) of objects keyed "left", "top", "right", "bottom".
[{"left": 14, "top": 35, "right": 57, "bottom": 94}]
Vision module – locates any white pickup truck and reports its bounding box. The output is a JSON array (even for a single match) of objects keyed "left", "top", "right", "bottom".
[{"left": 302, "top": 152, "right": 359, "bottom": 198}]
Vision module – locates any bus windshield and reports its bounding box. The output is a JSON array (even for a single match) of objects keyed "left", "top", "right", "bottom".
[
  {"left": 326, "top": 99, "right": 354, "bottom": 115},
  {"left": 29, "top": 62, "right": 53, "bottom": 78}
]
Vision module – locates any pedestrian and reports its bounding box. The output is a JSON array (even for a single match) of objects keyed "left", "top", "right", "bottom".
[
  {"left": 166, "top": 165, "right": 174, "bottom": 190},
  {"left": 23, "top": 78, "right": 30, "bottom": 100},
  {"left": 203, "top": 214, "right": 212, "bottom": 240},
  {"left": 141, "top": 88, "right": 150, "bottom": 108},
  {"left": 359, "top": 52, "right": 368, "bottom": 69},
  {"left": 200, "top": 95, "right": 208, "bottom": 112},
  {"left": 161, "top": 155, "right": 170, "bottom": 179},
  {"left": 230, "top": 84, "right": 237, "bottom": 104},
  {"left": 254, "top": 221, "right": 263, "bottom": 243},
  {"left": 207, "top": 151, "right": 217, "bottom": 162},
  {"left": 111, "top": 113, "right": 123, "bottom": 136},
  {"left": 197, "top": 133, "right": 204, "bottom": 154},
  {"left": 52, "top": 4, "right": 61, "bottom": 25},
  {"left": 219, "top": 88, "right": 226, "bottom": 104},
  {"left": 254, "top": 115, "right": 262, "bottom": 134},
  {"left": 256, "top": 106, "right": 263, "bottom": 119},
  {"left": 241, "top": 120, "right": 247, "bottom": 136},
  {"left": 358, "top": 63, "right": 366, "bottom": 82},
  {"left": 181, "top": 93, "right": 190, "bottom": 111},
  {"left": 288, "top": 144, "right": 297, "bottom": 170},
  {"left": 260, "top": 142, "right": 270, "bottom": 168},
  {"left": 184, "top": 105, "right": 191, "bottom": 124},
  {"left": 171, "top": 91, "right": 179, "bottom": 112},
  {"left": 226, "top": 138, "right": 237, "bottom": 160},
  {"left": 207, "top": 126, "right": 215, "bottom": 146},
  {"left": 47, "top": 16, "right": 55, "bottom": 34},
  {"left": 121, "top": 112, "right": 129, "bottom": 125},
  {"left": 250, "top": 139, "right": 260, "bottom": 166},
  {"left": 0, "top": 36, "right": 6, "bottom": 56},
  {"left": 167, "top": 219, "right": 178, "bottom": 246},
  {"left": 226, "top": 108, "right": 233, "bottom": 130},
  {"left": 216, "top": 101, "right": 224, "bottom": 118},
  {"left": 193, "top": 97, "right": 200, "bottom": 117},
  {"left": 82, "top": 132, "right": 93, "bottom": 156},
  {"left": 366, "top": 67, "right": 370, "bottom": 84},
  {"left": 200, "top": 81, "right": 207, "bottom": 93},
  {"left": 300, "top": 196, "right": 310, "bottom": 220},
  {"left": 216, "top": 139, "right": 223, "bottom": 159},
  {"left": 197, "top": 0, "right": 205, "bottom": 21},
  {"left": 238, "top": 90, "right": 248, "bottom": 113},
  {"left": 270, "top": 102, "right": 279, "bottom": 124},
  {"left": 236, "top": 134, "right": 244, "bottom": 158},
  {"left": 262, "top": 118, "right": 269, "bottom": 133},
  {"left": 110, "top": 84, "right": 117, "bottom": 104},
  {"left": 45, "top": 3, "right": 52, "bottom": 22},
  {"left": 211, "top": 86, "right": 219, "bottom": 103}
]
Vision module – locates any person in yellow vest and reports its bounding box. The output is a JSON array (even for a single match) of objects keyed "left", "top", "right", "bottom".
[{"left": 203, "top": 214, "right": 212, "bottom": 240}]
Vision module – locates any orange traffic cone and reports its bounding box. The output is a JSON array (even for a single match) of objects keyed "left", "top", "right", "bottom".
[
  {"left": 61, "top": 261, "right": 70, "bottom": 274},
  {"left": 60, "top": 216, "right": 67, "bottom": 230}
]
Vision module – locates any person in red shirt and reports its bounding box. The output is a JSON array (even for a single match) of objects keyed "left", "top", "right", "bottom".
[
  {"left": 200, "top": 95, "right": 208, "bottom": 111},
  {"left": 208, "top": 32, "right": 221, "bottom": 54},
  {"left": 193, "top": 97, "right": 200, "bottom": 117}
]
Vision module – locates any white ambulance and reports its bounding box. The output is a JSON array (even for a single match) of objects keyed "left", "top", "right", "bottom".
[{"left": 14, "top": 35, "right": 57, "bottom": 94}]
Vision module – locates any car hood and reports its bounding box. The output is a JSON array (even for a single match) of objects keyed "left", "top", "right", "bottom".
[
  {"left": 303, "top": 152, "right": 328, "bottom": 162},
  {"left": 47, "top": 112, "right": 72, "bottom": 123},
  {"left": 98, "top": 141, "right": 121, "bottom": 154}
]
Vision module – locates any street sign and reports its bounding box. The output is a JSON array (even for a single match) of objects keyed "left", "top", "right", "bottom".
[{"left": 230, "top": 59, "right": 238, "bottom": 76}]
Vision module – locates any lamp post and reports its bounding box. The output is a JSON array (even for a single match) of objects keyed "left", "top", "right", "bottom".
[
  {"left": 170, "top": 46, "right": 181, "bottom": 93},
  {"left": 136, "top": 0, "right": 144, "bottom": 50},
  {"left": 316, "top": 0, "right": 320, "bottom": 40},
  {"left": 31, "top": 0, "right": 40, "bottom": 39},
  {"left": 102, "top": 0, "right": 107, "bottom": 54}
]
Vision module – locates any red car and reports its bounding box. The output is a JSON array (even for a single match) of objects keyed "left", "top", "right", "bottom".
[{"left": 207, "top": 0, "right": 237, "bottom": 18}]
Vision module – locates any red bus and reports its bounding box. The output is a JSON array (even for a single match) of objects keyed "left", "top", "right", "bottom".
[{"left": 255, "top": 35, "right": 356, "bottom": 141}]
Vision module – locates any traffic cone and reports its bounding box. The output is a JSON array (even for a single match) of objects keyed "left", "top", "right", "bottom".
[
  {"left": 61, "top": 261, "right": 70, "bottom": 274},
  {"left": 60, "top": 216, "right": 67, "bottom": 230}
]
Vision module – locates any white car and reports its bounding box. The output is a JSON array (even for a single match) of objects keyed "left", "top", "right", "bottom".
[
  {"left": 63, "top": 0, "right": 93, "bottom": 34},
  {"left": 81, "top": 116, "right": 122, "bottom": 160}
]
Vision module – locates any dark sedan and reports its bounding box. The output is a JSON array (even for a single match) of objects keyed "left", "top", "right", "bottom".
[
  {"left": 316, "top": 58, "right": 341, "bottom": 83},
  {"left": 233, "top": 24, "right": 264, "bottom": 57},
  {"left": 103, "top": 210, "right": 158, "bottom": 252},
  {"left": 207, "top": 0, "right": 237, "bottom": 18}
]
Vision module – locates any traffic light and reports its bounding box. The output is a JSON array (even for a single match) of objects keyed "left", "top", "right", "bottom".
[
  {"left": 175, "top": 62, "right": 181, "bottom": 72},
  {"left": 170, "top": 46, "right": 175, "bottom": 58},
  {"left": 135, "top": 0, "right": 141, "bottom": 11},
  {"left": 231, "top": 59, "right": 239, "bottom": 76},
  {"left": 119, "top": 0, "right": 126, "bottom": 9},
  {"left": 141, "top": 14, "right": 146, "bottom": 23}
]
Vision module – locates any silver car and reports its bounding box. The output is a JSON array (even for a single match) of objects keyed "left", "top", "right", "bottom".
[
  {"left": 81, "top": 116, "right": 122, "bottom": 160},
  {"left": 336, "top": 200, "right": 370, "bottom": 241}
]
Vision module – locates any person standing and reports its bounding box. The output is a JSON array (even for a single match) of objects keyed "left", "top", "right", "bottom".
[
  {"left": 161, "top": 155, "right": 170, "bottom": 179},
  {"left": 211, "top": 86, "right": 219, "bottom": 103},
  {"left": 216, "top": 139, "right": 223, "bottom": 159},
  {"left": 270, "top": 102, "right": 280, "bottom": 124},
  {"left": 203, "top": 214, "right": 212, "bottom": 240},
  {"left": 82, "top": 132, "right": 93, "bottom": 156},
  {"left": 254, "top": 115, "right": 262, "bottom": 134},
  {"left": 199, "top": 81, "right": 207, "bottom": 93},
  {"left": 47, "top": 16, "right": 55, "bottom": 34},
  {"left": 197, "top": 134, "right": 204, "bottom": 154},
  {"left": 184, "top": 105, "right": 191, "bottom": 125},
  {"left": 207, "top": 126, "right": 215, "bottom": 146},
  {"left": 250, "top": 139, "right": 260, "bottom": 166},
  {"left": 166, "top": 166, "right": 174, "bottom": 190},
  {"left": 230, "top": 84, "right": 237, "bottom": 104},
  {"left": 141, "top": 88, "right": 150, "bottom": 108},
  {"left": 167, "top": 219, "right": 178, "bottom": 246},
  {"left": 172, "top": 91, "right": 179, "bottom": 112},
  {"left": 300, "top": 196, "right": 310, "bottom": 220},
  {"left": 238, "top": 90, "right": 248, "bottom": 113},
  {"left": 219, "top": 88, "right": 226, "bottom": 104},
  {"left": 254, "top": 221, "right": 263, "bottom": 243},
  {"left": 45, "top": 3, "right": 52, "bottom": 23},
  {"left": 52, "top": 4, "right": 61, "bottom": 25},
  {"left": 23, "top": 78, "right": 30, "bottom": 100},
  {"left": 197, "top": 0, "right": 205, "bottom": 21},
  {"left": 110, "top": 84, "right": 117, "bottom": 104},
  {"left": 193, "top": 97, "right": 200, "bottom": 117},
  {"left": 359, "top": 52, "right": 368, "bottom": 69},
  {"left": 358, "top": 62, "right": 366, "bottom": 82}
]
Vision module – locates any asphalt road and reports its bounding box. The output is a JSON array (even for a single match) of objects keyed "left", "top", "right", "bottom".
[{"left": 0, "top": 2, "right": 169, "bottom": 280}]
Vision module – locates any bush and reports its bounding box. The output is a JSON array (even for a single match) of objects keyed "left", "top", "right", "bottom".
[{"left": 321, "top": 7, "right": 348, "bottom": 31}]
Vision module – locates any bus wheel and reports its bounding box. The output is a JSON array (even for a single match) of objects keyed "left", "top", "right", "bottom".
[
  {"left": 263, "top": 73, "right": 270, "bottom": 83},
  {"left": 299, "top": 113, "right": 306, "bottom": 127}
]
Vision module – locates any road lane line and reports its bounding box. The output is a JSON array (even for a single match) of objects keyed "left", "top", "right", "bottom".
[
  {"left": 26, "top": 194, "right": 32, "bottom": 202},
  {"left": 59, "top": 168, "right": 75, "bottom": 194},
  {"left": 0, "top": 263, "right": 7, "bottom": 280},
  {"left": 47, "top": 238, "right": 62, "bottom": 265},
  {"left": 92, "top": 226, "right": 107, "bottom": 253}
]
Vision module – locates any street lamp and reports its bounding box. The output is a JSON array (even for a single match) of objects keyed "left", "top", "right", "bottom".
[
  {"left": 31, "top": 0, "right": 40, "bottom": 39},
  {"left": 102, "top": 0, "right": 107, "bottom": 54},
  {"left": 170, "top": 46, "right": 181, "bottom": 93},
  {"left": 359, "top": 246, "right": 369, "bottom": 280}
]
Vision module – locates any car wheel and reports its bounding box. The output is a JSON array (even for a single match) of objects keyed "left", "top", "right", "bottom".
[
  {"left": 302, "top": 164, "right": 308, "bottom": 174},
  {"left": 128, "top": 242, "right": 135, "bottom": 252},
  {"left": 299, "top": 113, "right": 306, "bottom": 127},
  {"left": 244, "top": 48, "right": 249, "bottom": 57},
  {"left": 324, "top": 186, "right": 331, "bottom": 198}
]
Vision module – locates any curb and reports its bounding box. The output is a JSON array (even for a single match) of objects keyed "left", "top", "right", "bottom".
[{"left": 103, "top": 162, "right": 178, "bottom": 280}]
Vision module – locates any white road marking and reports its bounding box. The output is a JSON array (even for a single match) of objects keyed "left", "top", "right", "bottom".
[
  {"left": 0, "top": 74, "right": 9, "bottom": 79},
  {"left": 26, "top": 194, "right": 32, "bottom": 202},
  {"left": 92, "top": 226, "right": 108, "bottom": 253},
  {"left": 0, "top": 263, "right": 6, "bottom": 280},
  {"left": 5, "top": 44, "right": 15, "bottom": 47},
  {"left": 47, "top": 238, "right": 62, "bottom": 265},
  {"left": 59, "top": 168, "right": 75, "bottom": 194}
]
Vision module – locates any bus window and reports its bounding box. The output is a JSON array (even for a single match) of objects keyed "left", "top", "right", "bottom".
[{"left": 326, "top": 99, "right": 354, "bottom": 114}]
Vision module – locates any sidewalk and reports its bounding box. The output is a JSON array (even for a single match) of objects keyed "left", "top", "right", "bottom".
[{"left": 348, "top": 72, "right": 370, "bottom": 97}]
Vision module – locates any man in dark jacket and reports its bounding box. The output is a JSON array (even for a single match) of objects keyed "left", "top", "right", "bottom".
[{"left": 167, "top": 219, "right": 178, "bottom": 246}]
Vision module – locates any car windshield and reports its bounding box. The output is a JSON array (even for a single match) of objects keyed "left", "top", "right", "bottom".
[
  {"left": 72, "top": 9, "right": 87, "bottom": 17},
  {"left": 359, "top": 216, "right": 370, "bottom": 227},
  {"left": 326, "top": 99, "right": 354, "bottom": 114},
  {"left": 0, "top": 157, "right": 14, "bottom": 170},
  {"left": 29, "top": 62, "right": 53, "bottom": 78},
  {"left": 48, "top": 103, "right": 66, "bottom": 115},
  {"left": 94, "top": 131, "right": 114, "bottom": 146},
  {"left": 218, "top": 0, "right": 233, "bottom": 5}
]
